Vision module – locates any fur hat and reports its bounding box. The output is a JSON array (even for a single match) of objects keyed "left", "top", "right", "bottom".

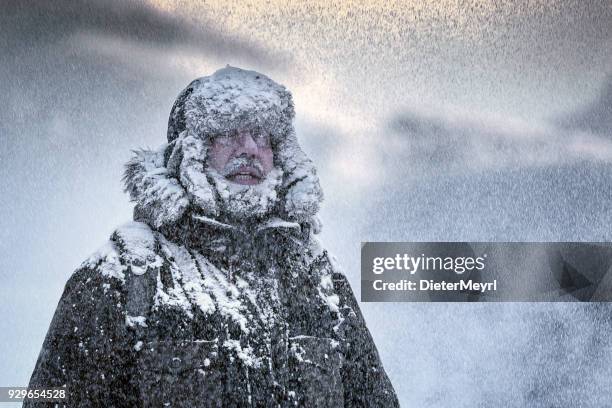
[{"left": 167, "top": 66, "right": 295, "bottom": 144}]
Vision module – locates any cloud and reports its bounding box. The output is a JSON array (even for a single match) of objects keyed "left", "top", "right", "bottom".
[
  {"left": 385, "top": 100, "right": 612, "bottom": 178},
  {"left": 2, "top": 0, "right": 285, "bottom": 67},
  {"left": 560, "top": 74, "right": 612, "bottom": 137}
]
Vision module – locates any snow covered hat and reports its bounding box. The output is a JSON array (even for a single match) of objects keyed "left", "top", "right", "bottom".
[
  {"left": 167, "top": 66, "right": 295, "bottom": 144},
  {"left": 124, "top": 66, "right": 323, "bottom": 229}
]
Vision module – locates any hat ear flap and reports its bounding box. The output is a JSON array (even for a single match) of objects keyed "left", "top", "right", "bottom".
[
  {"left": 277, "top": 129, "right": 324, "bottom": 222},
  {"left": 123, "top": 146, "right": 190, "bottom": 229},
  {"left": 177, "top": 132, "right": 220, "bottom": 217}
]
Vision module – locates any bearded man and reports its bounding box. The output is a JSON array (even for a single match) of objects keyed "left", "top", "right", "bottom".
[{"left": 26, "top": 67, "right": 399, "bottom": 407}]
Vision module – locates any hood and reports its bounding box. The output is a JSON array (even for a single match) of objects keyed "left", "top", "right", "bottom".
[{"left": 123, "top": 66, "right": 323, "bottom": 231}]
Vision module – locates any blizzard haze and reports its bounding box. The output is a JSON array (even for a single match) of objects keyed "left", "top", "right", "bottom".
[{"left": 1, "top": 1, "right": 612, "bottom": 406}]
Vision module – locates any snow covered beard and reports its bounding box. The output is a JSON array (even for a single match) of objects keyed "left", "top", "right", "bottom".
[{"left": 206, "top": 159, "right": 283, "bottom": 222}]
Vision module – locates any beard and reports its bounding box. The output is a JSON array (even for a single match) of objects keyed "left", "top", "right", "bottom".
[{"left": 206, "top": 159, "right": 283, "bottom": 221}]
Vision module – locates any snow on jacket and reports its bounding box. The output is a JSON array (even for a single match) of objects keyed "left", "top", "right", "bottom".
[{"left": 26, "top": 67, "right": 399, "bottom": 407}]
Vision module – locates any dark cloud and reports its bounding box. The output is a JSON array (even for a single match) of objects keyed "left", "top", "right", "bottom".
[
  {"left": 384, "top": 77, "right": 612, "bottom": 179},
  {"left": 561, "top": 74, "right": 612, "bottom": 136},
  {"left": 1, "top": 0, "right": 283, "bottom": 65}
]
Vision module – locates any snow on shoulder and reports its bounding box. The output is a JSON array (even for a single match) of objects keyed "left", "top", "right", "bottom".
[
  {"left": 80, "top": 222, "right": 163, "bottom": 284},
  {"left": 80, "top": 239, "right": 126, "bottom": 283},
  {"left": 111, "top": 222, "right": 164, "bottom": 276}
]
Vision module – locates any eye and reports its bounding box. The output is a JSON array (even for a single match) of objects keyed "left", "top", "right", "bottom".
[
  {"left": 253, "top": 130, "right": 271, "bottom": 147},
  {"left": 212, "top": 131, "right": 236, "bottom": 145}
]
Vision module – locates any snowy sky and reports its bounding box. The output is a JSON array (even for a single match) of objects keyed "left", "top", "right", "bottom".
[{"left": 1, "top": 1, "right": 612, "bottom": 406}]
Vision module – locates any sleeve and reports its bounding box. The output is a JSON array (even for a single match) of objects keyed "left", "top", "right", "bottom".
[
  {"left": 24, "top": 268, "right": 140, "bottom": 407},
  {"left": 331, "top": 263, "right": 400, "bottom": 407}
]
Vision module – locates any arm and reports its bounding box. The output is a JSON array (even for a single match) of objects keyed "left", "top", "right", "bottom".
[
  {"left": 331, "top": 262, "right": 400, "bottom": 407},
  {"left": 25, "top": 268, "right": 139, "bottom": 407}
]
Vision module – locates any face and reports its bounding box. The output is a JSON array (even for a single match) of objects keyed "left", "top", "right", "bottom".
[{"left": 208, "top": 128, "right": 274, "bottom": 185}]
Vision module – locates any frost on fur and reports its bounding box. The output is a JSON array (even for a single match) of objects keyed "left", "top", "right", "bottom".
[{"left": 123, "top": 146, "right": 190, "bottom": 229}]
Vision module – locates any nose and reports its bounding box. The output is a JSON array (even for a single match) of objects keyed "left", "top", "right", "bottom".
[{"left": 234, "top": 131, "right": 258, "bottom": 156}]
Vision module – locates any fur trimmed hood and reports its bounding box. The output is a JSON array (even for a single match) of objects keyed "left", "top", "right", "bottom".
[{"left": 123, "top": 66, "right": 323, "bottom": 231}]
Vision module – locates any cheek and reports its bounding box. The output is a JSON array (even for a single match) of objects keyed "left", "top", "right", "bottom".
[
  {"left": 261, "top": 149, "right": 274, "bottom": 173},
  {"left": 209, "top": 145, "right": 232, "bottom": 171}
]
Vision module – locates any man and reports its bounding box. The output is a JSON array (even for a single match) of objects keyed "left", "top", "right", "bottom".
[{"left": 27, "top": 66, "right": 398, "bottom": 407}]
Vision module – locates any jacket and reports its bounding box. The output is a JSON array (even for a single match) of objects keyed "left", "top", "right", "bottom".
[{"left": 26, "top": 217, "right": 399, "bottom": 407}]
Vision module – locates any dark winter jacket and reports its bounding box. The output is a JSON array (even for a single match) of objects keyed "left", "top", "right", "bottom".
[
  {"left": 26, "top": 67, "right": 399, "bottom": 407},
  {"left": 26, "top": 217, "right": 398, "bottom": 407}
]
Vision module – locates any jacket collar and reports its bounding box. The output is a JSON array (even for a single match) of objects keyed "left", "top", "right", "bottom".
[{"left": 179, "top": 213, "right": 310, "bottom": 271}]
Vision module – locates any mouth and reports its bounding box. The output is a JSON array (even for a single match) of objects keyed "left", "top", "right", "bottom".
[{"left": 226, "top": 166, "right": 263, "bottom": 185}]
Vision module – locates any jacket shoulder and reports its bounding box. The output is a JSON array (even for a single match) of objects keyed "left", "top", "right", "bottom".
[{"left": 79, "top": 221, "right": 163, "bottom": 284}]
